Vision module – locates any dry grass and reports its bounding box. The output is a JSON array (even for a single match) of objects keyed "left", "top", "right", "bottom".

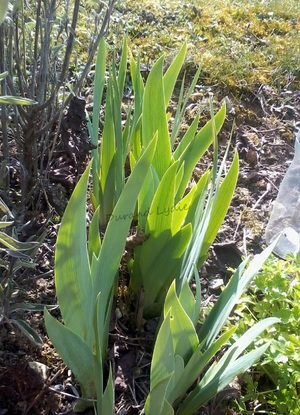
[{"left": 114, "top": 0, "right": 300, "bottom": 95}]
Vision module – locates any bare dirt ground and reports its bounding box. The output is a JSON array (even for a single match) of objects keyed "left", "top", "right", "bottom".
[{"left": 1, "top": 48, "right": 300, "bottom": 415}]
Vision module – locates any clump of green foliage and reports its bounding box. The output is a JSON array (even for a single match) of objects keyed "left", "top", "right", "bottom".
[
  {"left": 120, "top": 0, "right": 300, "bottom": 93},
  {"left": 227, "top": 254, "right": 300, "bottom": 414},
  {"left": 45, "top": 40, "right": 279, "bottom": 414}
]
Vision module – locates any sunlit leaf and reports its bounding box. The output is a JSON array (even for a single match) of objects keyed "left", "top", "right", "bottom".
[
  {"left": 0, "top": 71, "right": 8, "bottom": 80},
  {"left": 164, "top": 281, "right": 198, "bottom": 362},
  {"left": 0, "top": 221, "right": 14, "bottom": 229},
  {"left": 54, "top": 164, "right": 93, "bottom": 341},
  {"left": 142, "top": 56, "right": 171, "bottom": 178},
  {"left": 0, "top": 96, "right": 37, "bottom": 105},
  {"left": 0, "top": 232, "right": 39, "bottom": 251},
  {"left": 12, "top": 319, "right": 43, "bottom": 347},
  {"left": 44, "top": 308, "right": 97, "bottom": 400}
]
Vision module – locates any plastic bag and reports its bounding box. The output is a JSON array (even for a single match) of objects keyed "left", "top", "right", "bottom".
[{"left": 265, "top": 130, "right": 300, "bottom": 258}]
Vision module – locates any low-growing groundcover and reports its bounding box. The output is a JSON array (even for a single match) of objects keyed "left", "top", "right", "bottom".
[{"left": 227, "top": 255, "right": 300, "bottom": 414}]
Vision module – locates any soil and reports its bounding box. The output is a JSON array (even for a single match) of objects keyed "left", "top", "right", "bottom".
[{"left": 1, "top": 61, "right": 300, "bottom": 415}]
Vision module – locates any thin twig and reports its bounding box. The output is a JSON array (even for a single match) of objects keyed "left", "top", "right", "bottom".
[{"left": 252, "top": 183, "right": 271, "bottom": 210}]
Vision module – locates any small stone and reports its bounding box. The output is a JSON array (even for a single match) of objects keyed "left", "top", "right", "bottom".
[
  {"left": 28, "top": 361, "right": 49, "bottom": 380},
  {"left": 209, "top": 278, "right": 224, "bottom": 290}
]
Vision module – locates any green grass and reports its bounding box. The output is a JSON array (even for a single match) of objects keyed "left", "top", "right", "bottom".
[{"left": 116, "top": 0, "right": 300, "bottom": 95}]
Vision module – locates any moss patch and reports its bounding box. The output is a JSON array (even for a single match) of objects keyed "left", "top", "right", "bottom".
[{"left": 115, "top": 0, "right": 300, "bottom": 95}]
